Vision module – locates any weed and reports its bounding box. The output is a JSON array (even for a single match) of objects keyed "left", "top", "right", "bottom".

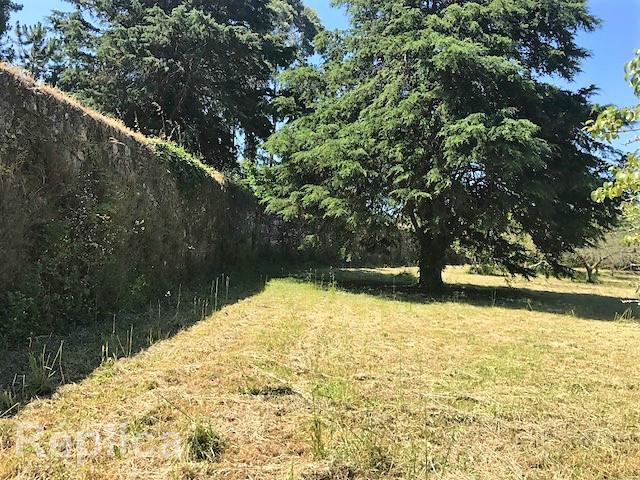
[
  {"left": 0, "top": 390, "right": 17, "bottom": 416},
  {"left": 0, "top": 421, "right": 13, "bottom": 449},
  {"left": 302, "top": 462, "right": 357, "bottom": 480},
  {"left": 615, "top": 308, "right": 636, "bottom": 322},
  {"left": 127, "top": 408, "right": 163, "bottom": 434},
  {"left": 313, "top": 378, "right": 355, "bottom": 404},
  {"left": 366, "top": 444, "right": 393, "bottom": 473},
  {"left": 333, "top": 412, "right": 395, "bottom": 474},
  {"left": 185, "top": 421, "right": 226, "bottom": 462},
  {"left": 101, "top": 322, "right": 136, "bottom": 362},
  {"left": 310, "top": 398, "right": 326, "bottom": 459},
  {"left": 27, "top": 343, "right": 63, "bottom": 396}
]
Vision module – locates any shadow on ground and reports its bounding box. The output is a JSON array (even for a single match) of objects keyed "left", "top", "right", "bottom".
[
  {"left": 0, "top": 266, "right": 273, "bottom": 417},
  {"left": 2, "top": 265, "right": 638, "bottom": 417},
  {"left": 323, "top": 268, "right": 640, "bottom": 322}
]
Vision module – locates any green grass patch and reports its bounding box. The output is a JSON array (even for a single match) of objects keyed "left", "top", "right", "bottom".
[{"left": 185, "top": 421, "right": 227, "bottom": 462}]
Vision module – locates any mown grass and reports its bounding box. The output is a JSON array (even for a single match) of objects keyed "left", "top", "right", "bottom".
[
  {"left": 0, "top": 269, "right": 267, "bottom": 416},
  {"left": 0, "top": 267, "right": 639, "bottom": 479}
]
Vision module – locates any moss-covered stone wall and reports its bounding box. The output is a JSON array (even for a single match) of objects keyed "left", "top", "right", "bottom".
[{"left": 0, "top": 64, "right": 266, "bottom": 340}]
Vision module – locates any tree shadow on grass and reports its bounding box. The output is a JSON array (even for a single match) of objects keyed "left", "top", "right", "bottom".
[
  {"left": 327, "top": 268, "right": 640, "bottom": 322},
  {"left": 0, "top": 266, "right": 273, "bottom": 417},
  {"left": 2, "top": 265, "right": 637, "bottom": 416}
]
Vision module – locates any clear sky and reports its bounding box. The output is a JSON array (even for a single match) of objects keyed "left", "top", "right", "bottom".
[{"left": 13, "top": 0, "right": 640, "bottom": 147}]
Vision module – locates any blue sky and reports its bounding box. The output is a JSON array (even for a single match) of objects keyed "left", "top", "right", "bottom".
[{"left": 14, "top": 0, "right": 640, "bottom": 147}]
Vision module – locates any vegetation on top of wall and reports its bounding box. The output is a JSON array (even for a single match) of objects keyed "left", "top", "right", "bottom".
[{"left": 150, "top": 138, "right": 225, "bottom": 196}]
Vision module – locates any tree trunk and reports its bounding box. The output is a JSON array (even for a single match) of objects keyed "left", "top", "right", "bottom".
[
  {"left": 585, "top": 265, "right": 595, "bottom": 284},
  {"left": 245, "top": 134, "right": 257, "bottom": 164},
  {"left": 417, "top": 237, "right": 446, "bottom": 293}
]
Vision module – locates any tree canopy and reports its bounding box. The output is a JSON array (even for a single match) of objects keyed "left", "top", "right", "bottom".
[
  {"left": 254, "top": 0, "right": 618, "bottom": 291},
  {"left": 16, "top": 0, "right": 320, "bottom": 170},
  {"left": 588, "top": 50, "right": 640, "bottom": 245}
]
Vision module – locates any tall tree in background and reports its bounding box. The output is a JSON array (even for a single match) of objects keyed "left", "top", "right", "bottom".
[
  {"left": 588, "top": 49, "right": 640, "bottom": 245},
  {"left": 0, "top": 0, "right": 20, "bottom": 60},
  {"left": 255, "top": 0, "right": 617, "bottom": 291},
  {"left": 15, "top": 21, "right": 61, "bottom": 82},
  {"left": 21, "top": 0, "right": 320, "bottom": 170}
]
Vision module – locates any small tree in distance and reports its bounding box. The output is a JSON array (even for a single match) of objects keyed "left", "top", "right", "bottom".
[{"left": 572, "top": 229, "right": 639, "bottom": 283}]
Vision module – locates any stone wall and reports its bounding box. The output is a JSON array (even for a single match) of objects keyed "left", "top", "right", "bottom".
[{"left": 0, "top": 64, "right": 266, "bottom": 339}]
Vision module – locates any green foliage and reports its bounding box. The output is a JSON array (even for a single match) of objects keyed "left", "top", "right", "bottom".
[
  {"left": 0, "top": 0, "right": 20, "bottom": 60},
  {"left": 0, "top": 0, "right": 17, "bottom": 36},
  {"left": 587, "top": 50, "right": 640, "bottom": 245},
  {"left": 26, "top": 345, "right": 62, "bottom": 396},
  {"left": 14, "top": 21, "right": 61, "bottom": 83},
  {"left": 0, "top": 87, "right": 258, "bottom": 341},
  {"left": 0, "top": 166, "right": 124, "bottom": 340},
  {"left": 309, "top": 399, "right": 326, "bottom": 459},
  {"left": 469, "top": 263, "right": 503, "bottom": 277},
  {"left": 255, "top": 0, "right": 617, "bottom": 291},
  {"left": 0, "top": 141, "right": 218, "bottom": 340},
  {"left": 17, "top": 0, "right": 320, "bottom": 170},
  {"left": 0, "top": 390, "right": 15, "bottom": 414},
  {"left": 0, "top": 343, "right": 63, "bottom": 413},
  {"left": 150, "top": 139, "right": 220, "bottom": 196},
  {"left": 186, "top": 422, "right": 226, "bottom": 462}
]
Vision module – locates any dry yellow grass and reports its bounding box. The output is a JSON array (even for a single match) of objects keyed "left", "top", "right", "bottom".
[{"left": 0, "top": 267, "right": 639, "bottom": 479}]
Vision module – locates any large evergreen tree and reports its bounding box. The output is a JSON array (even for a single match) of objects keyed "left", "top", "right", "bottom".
[
  {"left": 256, "top": 0, "right": 617, "bottom": 291},
  {"left": 23, "top": 0, "right": 320, "bottom": 169}
]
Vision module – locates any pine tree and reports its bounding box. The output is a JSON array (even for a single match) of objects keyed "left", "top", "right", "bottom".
[
  {"left": 15, "top": 22, "right": 61, "bottom": 82},
  {"left": 23, "top": 0, "right": 320, "bottom": 170},
  {"left": 256, "top": 0, "right": 618, "bottom": 291}
]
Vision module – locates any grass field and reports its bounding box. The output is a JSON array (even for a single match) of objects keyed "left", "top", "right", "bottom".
[{"left": 1, "top": 267, "right": 639, "bottom": 479}]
